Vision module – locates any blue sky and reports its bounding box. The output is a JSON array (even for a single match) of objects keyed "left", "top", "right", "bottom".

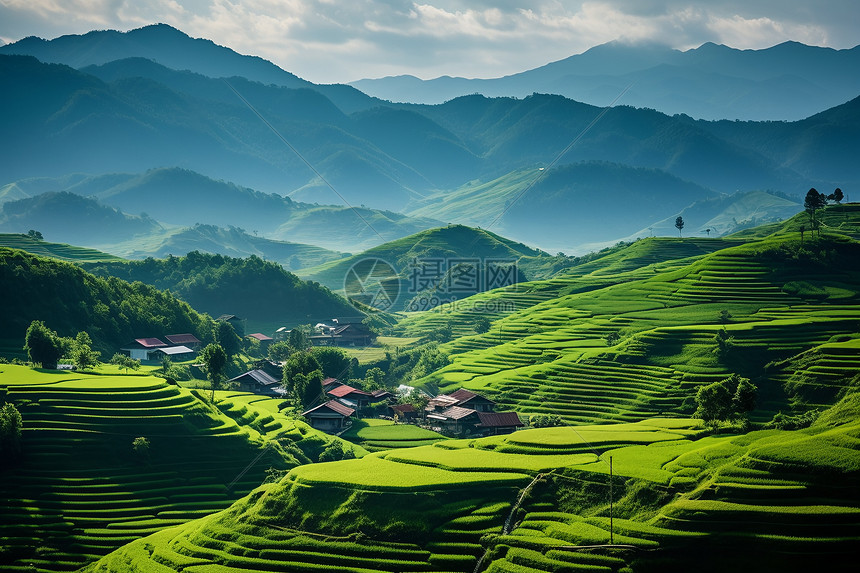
[{"left": 1, "top": 1, "right": 857, "bottom": 83}]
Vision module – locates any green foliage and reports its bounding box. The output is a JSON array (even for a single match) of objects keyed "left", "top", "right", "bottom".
[
  {"left": 675, "top": 216, "right": 685, "bottom": 237},
  {"left": 267, "top": 340, "right": 294, "bottom": 362},
  {"left": 530, "top": 414, "right": 566, "bottom": 428},
  {"left": 216, "top": 320, "right": 241, "bottom": 357},
  {"left": 23, "top": 319, "right": 62, "bottom": 369},
  {"left": 109, "top": 352, "right": 140, "bottom": 373},
  {"left": 289, "top": 326, "right": 312, "bottom": 351},
  {"left": 694, "top": 373, "right": 757, "bottom": 424},
  {"left": 765, "top": 410, "right": 820, "bottom": 431},
  {"left": 84, "top": 252, "right": 357, "bottom": 328},
  {"left": 131, "top": 436, "right": 150, "bottom": 461},
  {"left": 70, "top": 331, "right": 101, "bottom": 370},
  {"left": 311, "top": 346, "right": 352, "bottom": 379},
  {"left": 474, "top": 316, "right": 492, "bottom": 334},
  {"left": 318, "top": 440, "right": 357, "bottom": 462},
  {"left": 364, "top": 367, "right": 387, "bottom": 391},
  {"left": 283, "top": 352, "right": 323, "bottom": 393},
  {"left": 2, "top": 247, "right": 213, "bottom": 353},
  {"left": 293, "top": 369, "right": 325, "bottom": 410},
  {"left": 199, "top": 343, "right": 227, "bottom": 400},
  {"left": 0, "top": 402, "right": 23, "bottom": 458},
  {"left": 26, "top": 229, "right": 43, "bottom": 241}
]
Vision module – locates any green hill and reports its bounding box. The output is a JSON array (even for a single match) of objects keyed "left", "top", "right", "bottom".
[
  {"left": 0, "top": 366, "right": 363, "bottom": 572},
  {"left": 0, "top": 247, "right": 212, "bottom": 352},
  {"left": 82, "top": 251, "right": 359, "bottom": 335},
  {"left": 0, "top": 234, "right": 124, "bottom": 263},
  {"left": 300, "top": 224, "right": 556, "bottom": 311}
]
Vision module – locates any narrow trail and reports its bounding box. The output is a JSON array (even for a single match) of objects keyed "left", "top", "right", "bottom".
[{"left": 473, "top": 472, "right": 549, "bottom": 573}]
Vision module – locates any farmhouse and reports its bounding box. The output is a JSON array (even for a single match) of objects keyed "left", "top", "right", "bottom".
[
  {"left": 302, "top": 400, "right": 355, "bottom": 431},
  {"left": 427, "top": 406, "right": 480, "bottom": 434},
  {"left": 153, "top": 345, "right": 195, "bottom": 361},
  {"left": 310, "top": 317, "right": 375, "bottom": 347},
  {"left": 230, "top": 369, "right": 282, "bottom": 397},
  {"left": 448, "top": 388, "right": 496, "bottom": 412},
  {"left": 121, "top": 338, "right": 168, "bottom": 361},
  {"left": 327, "top": 384, "right": 372, "bottom": 410},
  {"left": 476, "top": 411, "right": 525, "bottom": 435},
  {"left": 390, "top": 403, "right": 417, "bottom": 421},
  {"left": 247, "top": 333, "right": 273, "bottom": 350},
  {"left": 164, "top": 333, "right": 202, "bottom": 351}
]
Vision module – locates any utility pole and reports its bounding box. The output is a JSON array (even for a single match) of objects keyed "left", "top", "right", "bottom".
[{"left": 609, "top": 455, "right": 614, "bottom": 545}]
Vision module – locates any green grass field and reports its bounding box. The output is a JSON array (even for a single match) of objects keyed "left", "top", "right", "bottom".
[{"left": 0, "top": 233, "right": 124, "bottom": 262}]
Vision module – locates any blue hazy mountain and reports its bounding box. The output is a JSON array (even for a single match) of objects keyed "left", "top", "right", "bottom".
[{"left": 351, "top": 40, "right": 860, "bottom": 121}]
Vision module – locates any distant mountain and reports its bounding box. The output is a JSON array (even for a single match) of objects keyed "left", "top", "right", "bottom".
[
  {"left": 301, "top": 224, "right": 553, "bottom": 311},
  {"left": 351, "top": 40, "right": 860, "bottom": 121},
  {"left": 0, "top": 191, "right": 160, "bottom": 244},
  {"left": 0, "top": 168, "right": 443, "bottom": 253},
  {"left": 406, "top": 162, "right": 719, "bottom": 252},
  {"left": 0, "top": 23, "right": 377, "bottom": 114}
]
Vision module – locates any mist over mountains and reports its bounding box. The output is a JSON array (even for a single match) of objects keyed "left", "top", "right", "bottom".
[
  {"left": 352, "top": 40, "right": 860, "bottom": 121},
  {"left": 1, "top": 24, "right": 857, "bottom": 255}
]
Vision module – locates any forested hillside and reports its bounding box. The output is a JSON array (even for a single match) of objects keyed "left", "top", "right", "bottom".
[
  {"left": 83, "top": 251, "right": 359, "bottom": 331},
  {"left": 0, "top": 247, "right": 212, "bottom": 351}
]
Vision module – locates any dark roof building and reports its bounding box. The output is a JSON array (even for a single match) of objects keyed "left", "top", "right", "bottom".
[
  {"left": 230, "top": 369, "right": 282, "bottom": 397},
  {"left": 476, "top": 411, "right": 524, "bottom": 435},
  {"left": 165, "top": 334, "right": 202, "bottom": 348},
  {"left": 302, "top": 400, "right": 355, "bottom": 431},
  {"left": 449, "top": 388, "right": 496, "bottom": 412},
  {"left": 390, "top": 403, "right": 417, "bottom": 420},
  {"left": 327, "top": 384, "right": 372, "bottom": 409}
]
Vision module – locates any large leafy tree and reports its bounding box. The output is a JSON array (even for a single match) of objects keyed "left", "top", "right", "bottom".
[
  {"left": 282, "top": 352, "right": 323, "bottom": 394},
  {"left": 0, "top": 403, "right": 23, "bottom": 458},
  {"left": 804, "top": 188, "right": 828, "bottom": 237},
  {"left": 311, "top": 347, "right": 352, "bottom": 379},
  {"left": 674, "top": 216, "right": 685, "bottom": 237},
  {"left": 695, "top": 373, "right": 757, "bottom": 424},
  {"left": 24, "top": 320, "right": 62, "bottom": 369},
  {"left": 71, "top": 331, "right": 101, "bottom": 371},
  {"left": 200, "top": 343, "right": 228, "bottom": 400},
  {"left": 216, "top": 320, "right": 241, "bottom": 358}
]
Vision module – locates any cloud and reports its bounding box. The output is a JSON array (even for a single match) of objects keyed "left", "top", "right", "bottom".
[{"left": 1, "top": 1, "right": 857, "bottom": 83}]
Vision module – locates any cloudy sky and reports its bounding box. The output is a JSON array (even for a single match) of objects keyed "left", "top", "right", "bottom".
[{"left": 1, "top": 1, "right": 857, "bottom": 83}]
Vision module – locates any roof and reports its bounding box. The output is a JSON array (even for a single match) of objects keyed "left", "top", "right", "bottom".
[
  {"left": 477, "top": 411, "right": 524, "bottom": 428},
  {"left": 332, "top": 316, "right": 366, "bottom": 325},
  {"left": 450, "top": 388, "right": 495, "bottom": 405},
  {"left": 230, "top": 369, "right": 279, "bottom": 387},
  {"left": 216, "top": 314, "right": 241, "bottom": 321},
  {"left": 134, "top": 337, "right": 167, "bottom": 348},
  {"left": 165, "top": 334, "right": 201, "bottom": 345},
  {"left": 302, "top": 399, "right": 355, "bottom": 418},
  {"left": 391, "top": 403, "right": 416, "bottom": 414},
  {"left": 427, "top": 394, "right": 460, "bottom": 408},
  {"left": 247, "top": 332, "right": 273, "bottom": 342},
  {"left": 157, "top": 345, "right": 194, "bottom": 356},
  {"left": 328, "top": 385, "right": 371, "bottom": 398},
  {"left": 372, "top": 389, "right": 394, "bottom": 398},
  {"left": 439, "top": 406, "right": 479, "bottom": 421}
]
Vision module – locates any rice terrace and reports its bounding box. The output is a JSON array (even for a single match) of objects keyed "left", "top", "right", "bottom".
[{"left": 1, "top": 13, "right": 860, "bottom": 573}]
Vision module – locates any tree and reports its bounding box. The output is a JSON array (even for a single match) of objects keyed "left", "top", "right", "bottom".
[
  {"left": 474, "top": 316, "right": 491, "bottom": 334},
  {"left": 714, "top": 328, "right": 735, "bottom": 361},
  {"left": 675, "top": 216, "right": 685, "bottom": 237},
  {"left": 71, "top": 331, "right": 100, "bottom": 371},
  {"left": 531, "top": 414, "right": 565, "bottom": 428},
  {"left": 199, "top": 343, "right": 228, "bottom": 401},
  {"left": 293, "top": 369, "right": 325, "bottom": 410},
  {"left": 0, "top": 403, "right": 23, "bottom": 458},
  {"left": 288, "top": 327, "right": 311, "bottom": 352},
  {"left": 364, "top": 367, "right": 387, "bottom": 391},
  {"left": 694, "top": 374, "right": 757, "bottom": 425},
  {"left": 799, "top": 224, "right": 806, "bottom": 243},
  {"left": 132, "top": 436, "right": 150, "bottom": 463},
  {"left": 268, "top": 341, "right": 294, "bottom": 362},
  {"left": 718, "top": 310, "right": 732, "bottom": 324},
  {"left": 828, "top": 188, "right": 843, "bottom": 203},
  {"left": 216, "top": 321, "right": 241, "bottom": 358},
  {"left": 26, "top": 229, "right": 43, "bottom": 241},
  {"left": 703, "top": 228, "right": 711, "bottom": 237},
  {"left": 311, "top": 347, "right": 352, "bottom": 379},
  {"left": 282, "top": 352, "right": 323, "bottom": 395},
  {"left": 804, "top": 188, "right": 828, "bottom": 237},
  {"left": 110, "top": 353, "right": 141, "bottom": 373},
  {"left": 24, "top": 320, "right": 62, "bottom": 369}
]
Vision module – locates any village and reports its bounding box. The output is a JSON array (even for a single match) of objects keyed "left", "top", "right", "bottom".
[{"left": 117, "top": 315, "right": 526, "bottom": 438}]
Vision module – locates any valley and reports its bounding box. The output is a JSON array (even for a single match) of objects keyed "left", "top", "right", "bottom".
[{"left": 0, "top": 22, "right": 858, "bottom": 573}]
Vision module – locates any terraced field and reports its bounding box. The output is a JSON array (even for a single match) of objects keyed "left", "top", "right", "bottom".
[
  {"left": 0, "top": 367, "right": 347, "bottom": 572},
  {"left": 340, "top": 418, "right": 449, "bottom": 451},
  {"left": 406, "top": 227, "right": 860, "bottom": 425},
  {"left": 0, "top": 234, "right": 124, "bottom": 262},
  {"left": 83, "top": 408, "right": 860, "bottom": 572}
]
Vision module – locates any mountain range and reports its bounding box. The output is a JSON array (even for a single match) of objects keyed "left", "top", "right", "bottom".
[
  {"left": 351, "top": 40, "right": 860, "bottom": 121},
  {"left": 0, "top": 24, "right": 857, "bottom": 255}
]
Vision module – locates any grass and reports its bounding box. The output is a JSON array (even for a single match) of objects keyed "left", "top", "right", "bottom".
[{"left": 0, "top": 233, "right": 125, "bottom": 262}]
